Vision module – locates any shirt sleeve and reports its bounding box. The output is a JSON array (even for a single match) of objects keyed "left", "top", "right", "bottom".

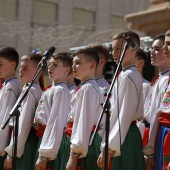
[
  {"left": 0, "top": 88, "right": 18, "bottom": 156},
  {"left": 143, "top": 83, "right": 151, "bottom": 105},
  {"left": 5, "top": 88, "right": 38, "bottom": 158},
  {"left": 101, "top": 76, "right": 142, "bottom": 157},
  {"left": 143, "top": 84, "right": 166, "bottom": 155},
  {"left": 70, "top": 85, "right": 101, "bottom": 158},
  {"left": 38, "top": 89, "right": 71, "bottom": 160}
]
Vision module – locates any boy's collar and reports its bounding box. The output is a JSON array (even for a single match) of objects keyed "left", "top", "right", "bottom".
[
  {"left": 122, "top": 64, "right": 136, "bottom": 71},
  {"left": 24, "top": 82, "right": 39, "bottom": 88},
  {"left": 95, "top": 75, "right": 104, "bottom": 81},
  {"left": 54, "top": 81, "right": 67, "bottom": 86},
  {"left": 160, "top": 68, "right": 170, "bottom": 76},
  {"left": 81, "top": 77, "right": 95, "bottom": 85},
  {"left": 5, "top": 76, "right": 17, "bottom": 85},
  {"left": 68, "top": 83, "right": 76, "bottom": 88}
]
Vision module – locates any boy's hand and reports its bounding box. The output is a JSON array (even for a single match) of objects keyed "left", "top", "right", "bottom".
[
  {"left": 97, "top": 151, "right": 113, "bottom": 169},
  {"left": 35, "top": 157, "right": 47, "bottom": 170},
  {"left": 66, "top": 154, "right": 78, "bottom": 170},
  {"left": 4, "top": 156, "right": 12, "bottom": 169},
  {"left": 145, "top": 157, "right": 155, "bottom": 170}
]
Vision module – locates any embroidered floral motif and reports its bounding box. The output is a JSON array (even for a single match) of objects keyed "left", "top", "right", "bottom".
[
  {"left": 161, "top": 90, "right": 170, "bottom": 109},
  {"left": 33, "top": 97, "right": 45, "bottom": 130},
  {"left": 145, "top": 93, "right": 152, "bottom": 115},
  {"left": 145, "top": 74, "right": 160, "bottom": 115}
]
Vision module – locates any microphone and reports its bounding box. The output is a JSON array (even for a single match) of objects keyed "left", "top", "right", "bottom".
[
  {"left": 43, "top": 46, "right": 56, "bottom": 60},
  {"left": 123, "top": 34, "right": 138, "bottom": 50},
  {"left": 38, "top": 46, "right": 56, "bottom": 67}
]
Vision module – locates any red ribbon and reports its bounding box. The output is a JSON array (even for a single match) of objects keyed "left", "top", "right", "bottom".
[
  {"left": 151, "top": 75, "right": 159, "bottom": 86},
  {"left": 64, "top": 123, "right": 102, "bottom": 138},
  {"left": 35, "top": 125, "right": 46, "bottom": 137}
]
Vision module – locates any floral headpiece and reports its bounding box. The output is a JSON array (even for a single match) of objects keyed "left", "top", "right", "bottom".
[{"left": 31, "top": 48, "right": 43, "bottom": 55}]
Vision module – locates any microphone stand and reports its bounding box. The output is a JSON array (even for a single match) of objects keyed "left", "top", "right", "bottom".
[
  {"left": 89, "top": 42, "right": 129, "bottom": 170},
  {"left": 1, "top": 57, "right": 47, "bottom": 170}
]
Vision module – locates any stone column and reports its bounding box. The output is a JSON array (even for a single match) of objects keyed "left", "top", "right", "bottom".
[{"left": 125, "top": 0, "right": 170, "bottom": 37}]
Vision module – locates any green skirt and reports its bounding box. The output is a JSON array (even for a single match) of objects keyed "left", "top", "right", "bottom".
[
  {"left": 0, "top": 155, "right": 6, "bottom": 170},
  {"left": 60, "top": 133, "right": 102, "bottom": 170},
  {"left": 111, "top": 124, "right": 145, "bottom": 170},
  {"left": 34, "top": 133, "right": 66, "bottom": 170},
  {"left": 16, "top": 130, "right": 38, "bottom": 170}
]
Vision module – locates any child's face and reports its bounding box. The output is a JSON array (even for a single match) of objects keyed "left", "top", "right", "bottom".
[
  {"left": 0, "top": 57, "right": 15, "bottom": 79},
  {"left": 19, "top": 60, "right": 37, "bottom": 84},
  {"left": 72, "top": 54, "right": 95, "bottom": 82},
  {"left": 150, "top": 39, "right": 166, "bottom": 67},
  {"left": 164, "top": 35, "right": 170, "bottom": 59},
  {"left": 112, "top": 39, "right": 132, "bottom": 66},
  {"left": 112, "top": 39, "right": 122, "bottom": 64},
  {"left": 48, "top": 58, "right": 69, "bottom": 83}
]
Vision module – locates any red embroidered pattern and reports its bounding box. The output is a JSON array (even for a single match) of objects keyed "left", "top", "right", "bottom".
[{"left": 151, "top": 75, "right": 159, "bottom": 86}]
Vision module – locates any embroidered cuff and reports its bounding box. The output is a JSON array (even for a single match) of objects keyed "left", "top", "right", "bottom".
[
  {"left": 101, "top": 148, "right": 115, "bottom": 155},
  {"left": 145, "top": 153, "right": 155, "bottom": 158},
  {"left": 39, "top": 155, "right": 48, "bottom": 161},
  {"left": 70, "top": 151, "right": 81, "bottom": 157}
]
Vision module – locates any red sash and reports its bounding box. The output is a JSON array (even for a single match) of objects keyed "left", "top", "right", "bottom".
[
  {"left": 64, "top": 122, "right": 101, "bottom": 138},
  {"left": 35, "top": 125, "right": 46, "bottom": 137},
  {"left": 64, "top": 120, "right": 136, "bottom": 139},
  {"left": 142, "top": 120, "right": 150, "bottom": 147},
  {"left": 158, "top": 113, "right": 170, "bottom": 169},
  {"left": 158, "top": 113, "right": 170, "bottom": 127},
  {"left": 131, "top": 120, "right": 137, "bottom": 125},
  {"left": 142, "top": 128, "right": 149, "bottom": 147},
  {"left": 64, "top": 122, "right": 73, "bottom": 138}
]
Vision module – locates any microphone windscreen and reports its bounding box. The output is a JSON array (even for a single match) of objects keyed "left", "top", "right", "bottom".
[{"left": 43, "top": 46, "right": 56, "bottom": 59}]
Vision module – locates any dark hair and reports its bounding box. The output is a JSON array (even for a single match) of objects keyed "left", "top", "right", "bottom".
[
  {"left": 21, "top": 53, "right": 43, "bottom": 67},
  {"left": 112, "top": 31, "right": 140, "bottom": 50},
  {"left": 136, "top": 48, "right": 148, "bottom": 69},
  {"left": 88, "top": 44, "right": 110, "bottom": 62},
  {"left": 153, "top": 34, "right": 165, "bottom": 44},
  {"left": 165, "top": 30, "right": 170, "bottom": 37},
  {"left": 73, "top": 47, "right": 99, "bottom": 67},
  {"left": 0, "top": 47, "right": 19, "bottom": 70},
  {"left": 52, "top": 52, "right": 72, "bottom": 67},
  {"left": 52, "top": 52, "right": 73, "bottom": 75}
]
